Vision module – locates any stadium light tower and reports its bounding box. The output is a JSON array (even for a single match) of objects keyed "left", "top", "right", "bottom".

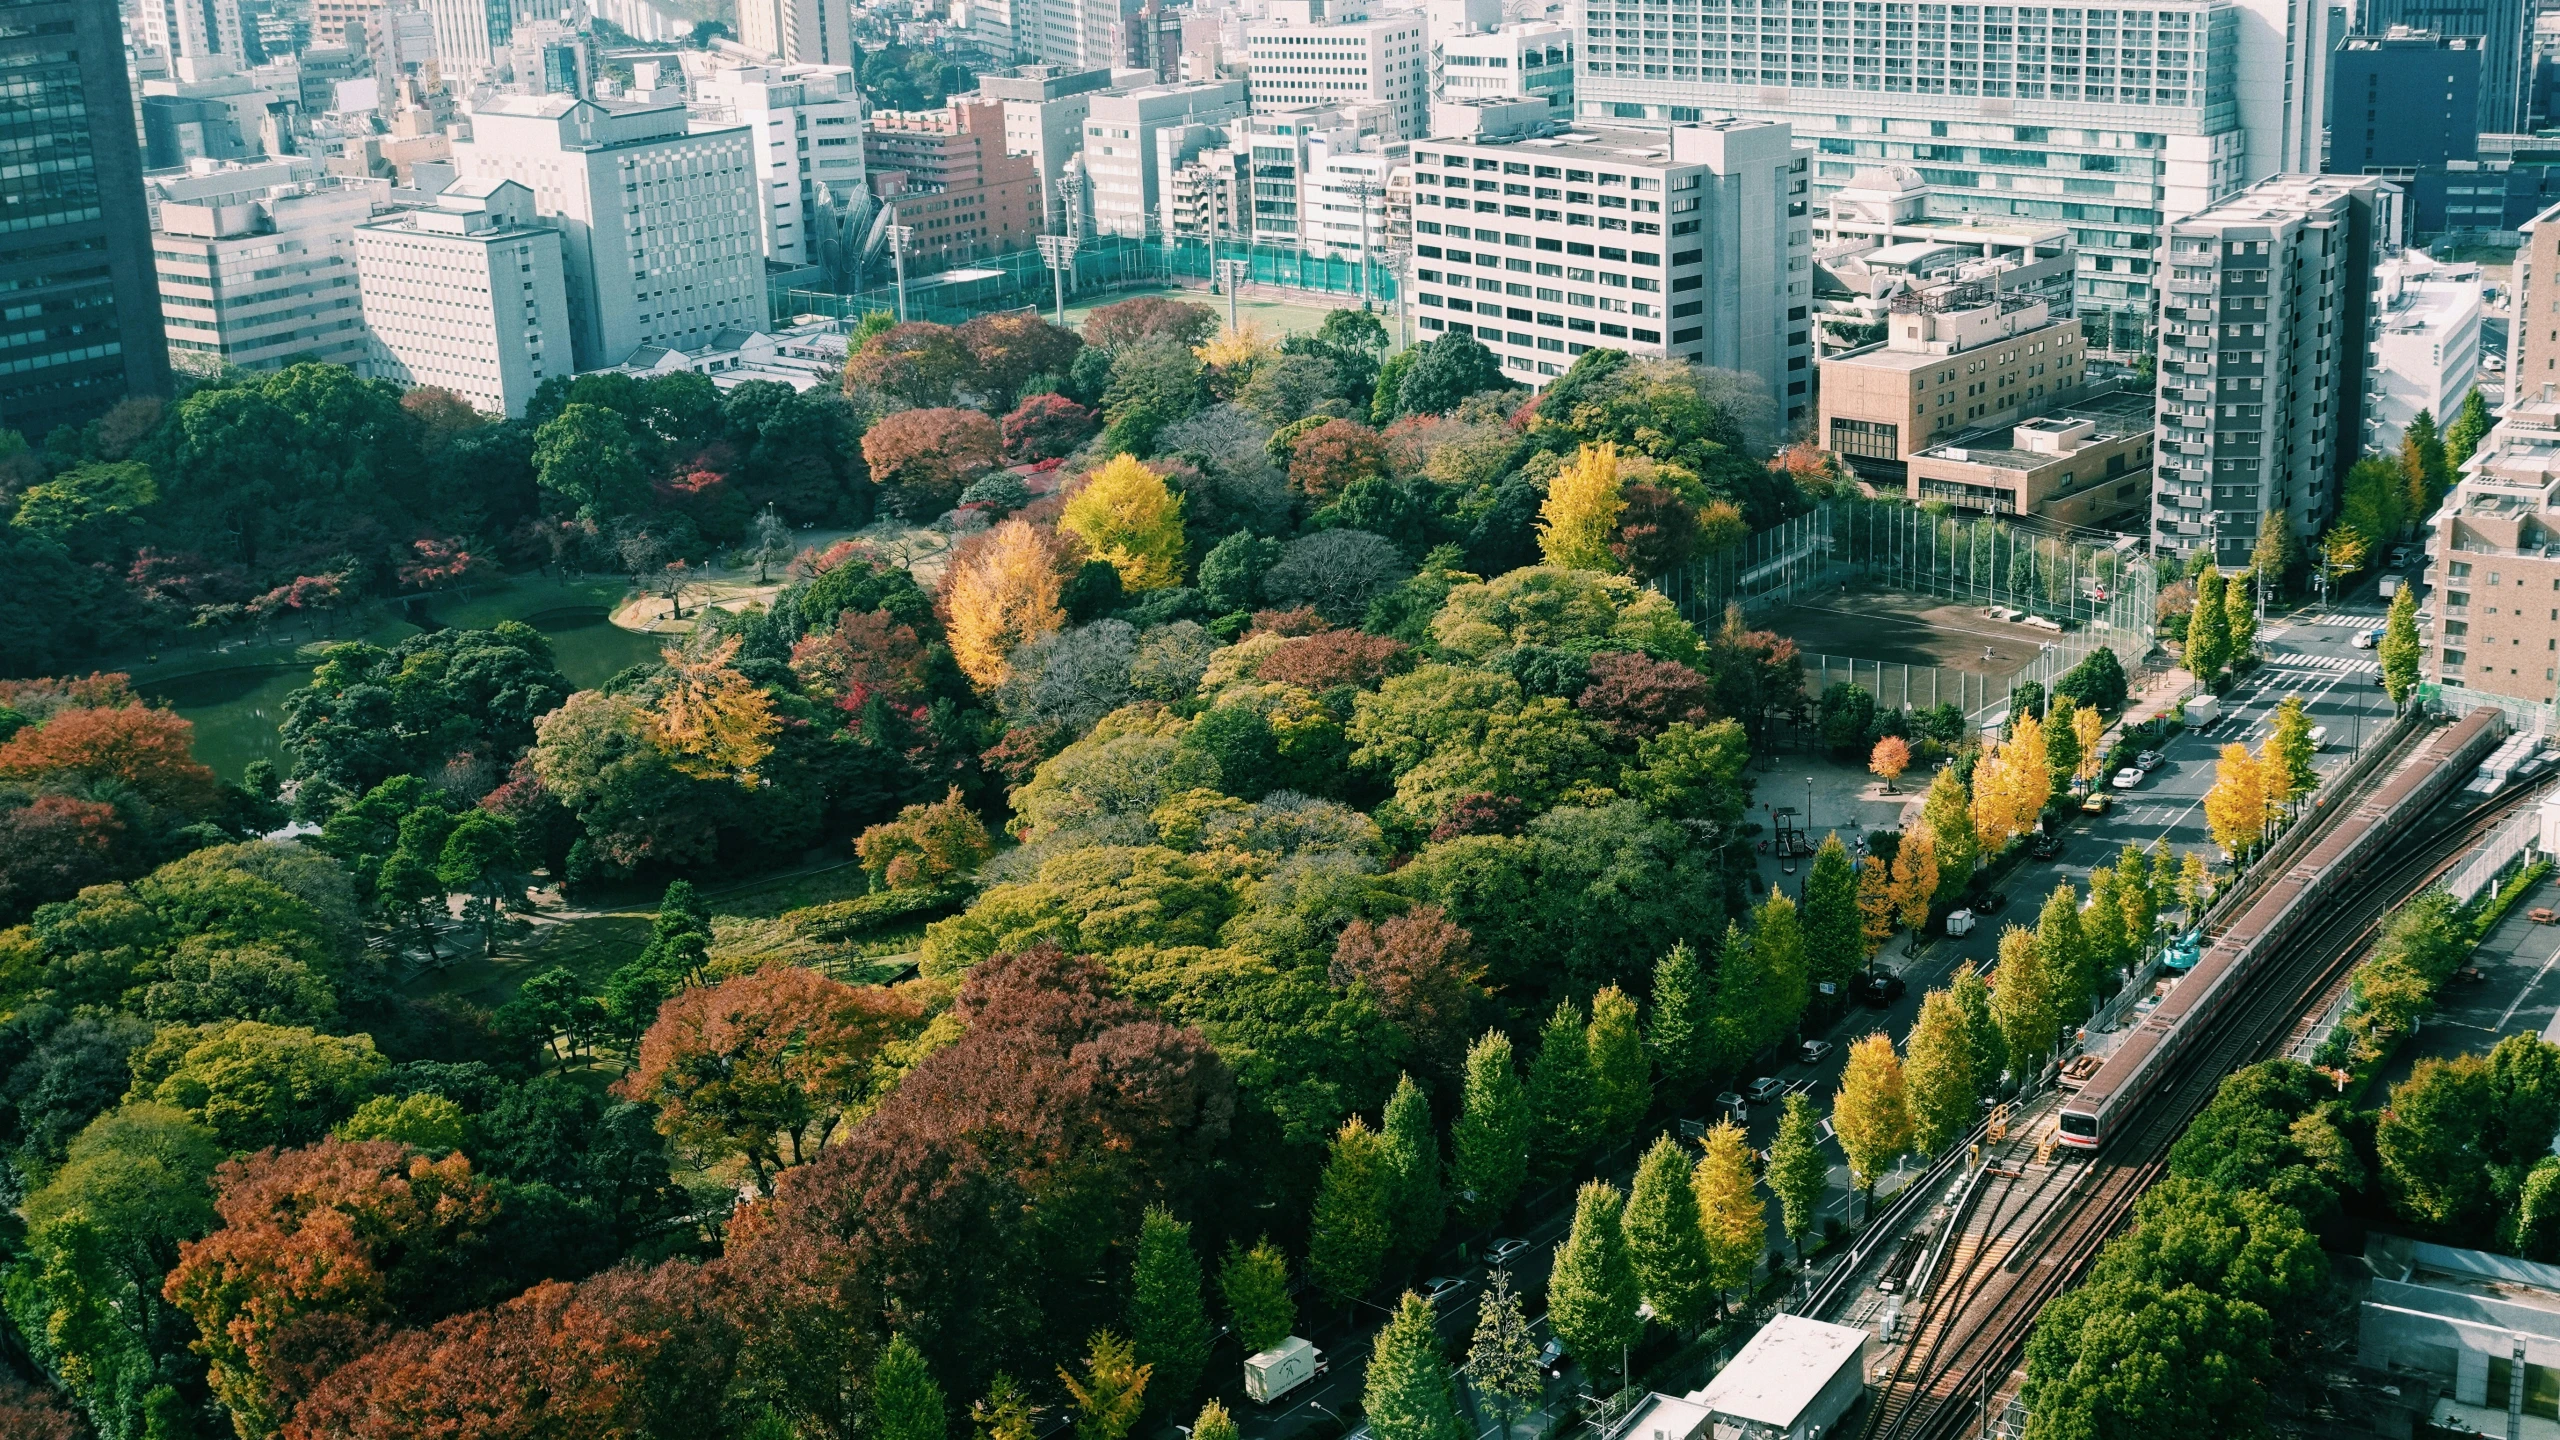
[{"left": 1036, "top": 233, "right": 1081, "bottom": 326}]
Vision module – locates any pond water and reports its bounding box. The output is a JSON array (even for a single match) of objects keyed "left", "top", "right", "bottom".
[{"left": 142, "top": 605, "right": 667, "bottom": 779}]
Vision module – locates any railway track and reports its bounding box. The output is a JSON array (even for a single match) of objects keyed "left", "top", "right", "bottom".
[{"left": 1855, "top": 741, "right": 2549, "bottom": 1440}]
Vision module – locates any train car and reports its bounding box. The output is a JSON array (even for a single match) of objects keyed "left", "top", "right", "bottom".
[{"left": 2057, "top": 708, "right": 2505, "bottom": 1149}]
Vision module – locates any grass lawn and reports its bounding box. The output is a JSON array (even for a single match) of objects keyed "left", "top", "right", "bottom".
[{"left": 1059, "top": 282, "right": 1388, "bottom": 342}]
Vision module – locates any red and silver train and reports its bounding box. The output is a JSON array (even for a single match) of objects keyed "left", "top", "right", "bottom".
[{"left": 2056, "top": 707, "right": 2508, "bottom": 1150}]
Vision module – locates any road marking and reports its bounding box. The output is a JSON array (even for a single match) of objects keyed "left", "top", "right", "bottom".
[{"left": 2495, "top": 950, "right": 2560, "bottom": 1034}]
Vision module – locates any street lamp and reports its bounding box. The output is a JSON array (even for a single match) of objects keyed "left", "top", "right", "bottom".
[
  {"left": 1035, "top": 233, "right": 1080, "bottom": 326},
  {"left": 1805, "top": 775, "right": 1814, "bottom": 840},
  {"left": 884, "top": 216, "right": 914, "bottom": 324}
]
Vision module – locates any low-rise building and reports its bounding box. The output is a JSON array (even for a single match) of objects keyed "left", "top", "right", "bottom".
[
  {"left": 2426, "top": 388, "right": 2560, "bottom": 710},
  {"left": 1161, "top": 104, "right": 1395, "bottom": 253},
  {"left": 1816, "top": 285, "right": 2086, "bottom": 487},
  {"left": 972, "top": 63, "right": 1122, "bottom": 230},
  {"left": 1245, "top": 0, "right": 1425, "bottom": 142},
  {"left": 2369, "top": 251, "right": 2486, "bottom": 456},
  {"left": 1613, "top": 1315, "right": 1869, "bottom": 1440},
  {"left": 1903, "top": 388, "right": 2155, "bottom": 528},
  {"left": 1809, "top": 165, "right": 2076, "bottom": 358},
  {"left": 149, "top": 158, "right": 386, "bottom": 376},
  {"left": 353, "top": 177, "right": 572, "bottom": 417},
  {"left": 2358, "top": 1238, "right": 2560, "bottom": 1432},
  {"left": 578, "top": 315, "right": 851, "bottom": 392},
  {"left": 1431, "top": 21, "right": 1572, "bottom": 121},
  {"left": 866, "top": 96, "right": 1044, "bottom": 270}
]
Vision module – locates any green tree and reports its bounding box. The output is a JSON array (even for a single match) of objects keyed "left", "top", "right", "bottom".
[
  {"left": 1547, "top": 1181, "right": 1643, "bottom": 1390},
  {"left": 1219, "top": 1239, "right": 1295, "bottom": 1354},
  {"left": 1309, "top": 1117, "right": 1396, "bottom": 1307},
  {"left": 1586, "top": 985, "right": 1650, "bottom": 1144},
  {"left": 1767, "top": 1093, "right": 1829, "bottom": 1261},
  {"left": 2225, "top": 568, "right": 2259, "bottom": 662},
  {"left": 1451, "top": 1029, "right": 1532, "bottom": 1226},
  {"left": 2378, "top": 1053, "right": 2499, "bottom": 1234},
  {"left": 875, "top": 1334, "right": 949, "bottom": 1440},
  {"left": 1920, "top": 765, "right": 1980, "bottom": 903},
  {"left": 2487, "top": 1033, "right": 2560, "bottom": 1171},
  {"left": 1803, "top": 833, "right": 1863, "bottom": 1009},
  {"left": 1989, "top": 925, "right": 2061, "bottom": 1080},
  {"left": 2379, "top": 584, "right": 2422, "bottom": 706},
  {"left": 1379, "top": 1072, "right": 1446, "bottom": 1273},
  {"left": 1832, "top": 1032, "right": 1914, "bottom": 1206},
  {"left": 1623, "top": 1135, "right": 1716, "bottom": 1333},
  {"left": 2119, "top": 843, "right": 2161, "bottom": 959},
  {"left": 1949, "top": 961, "right": 2005, "bottom": 1099},
  {"left": 532, "top": 401, "right": 648, "bottom": 515},
  {"left": 1466, "top": 1271, "right": 1545, "bottom": 1440},
  {"left": 1128, "top": 1207, "right": 1211, "bottom": 1413},
  {"left": 2267, "top": 695, "right": 2316, "bottom": 807},
  {"left": 1192, "top": 1401, "right": 1239, "bottom": 1440},
  {"left": 2251, "top": 511, "right": 2290, "bottom": 601},
  {"left": 2080, "top": 867, "right": 2133, "bottom": 991},
  {"left": 1646, "top": 941, "right": 1711, "bottom": 1099},
  {"left": 1903, "top": 988, "right": 1979, "bottom": 1156},
  {"left": 973, "top": 1376, "right": 1038, "bottom": 1440},
  {"left": 602, "top": 879, "right": 712, "bottom": 1047},
  {"left": 1366, "top": 1292, "right": 1466, "bottom": 1440},
  {"left": 435, "top": 810, "right": 522, "bottom": 958},
  {"left": 2445, "top": 389, "right": 2493, "bottom": 470},
  {"left": 2185, "top": 564, "right": 2230, "bottom": 684},
  {"left": 1061, "top": 1330, "right": 1150, "bottom": 1440},
  {"left": 2403, "top": 407, "right": 2451, "bottom": 511},
  {"left": 2046, "top": 697, "right": 2083, "bottom": 800},
  {"left": 1694, "top": 1118, "right": 1767, "bottom": 1316},
  {"left": 1527, "top": 999, "right": 1597, "bottom": 1177},
  {"left": 2020, "top": 1280, "right": 2275, "bottom": 1440},
  {"left": 1748, "top": 886, "right": 1811, "bottom": 1052},
  {"left": 2036, "top": 882, "right": 2093, "bottom": 1022}
]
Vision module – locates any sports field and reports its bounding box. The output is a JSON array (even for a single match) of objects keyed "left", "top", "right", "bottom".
[
  {"left": 1762, "top": 584, "right": 2061, "bottom": 677},
  {"left": 1057, "top": 282, "right": 1393, "bottom": 342}
]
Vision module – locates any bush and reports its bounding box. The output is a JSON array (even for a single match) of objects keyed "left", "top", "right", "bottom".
[{"left": 789, "top": 885, "right": 973, "bottom": 942}]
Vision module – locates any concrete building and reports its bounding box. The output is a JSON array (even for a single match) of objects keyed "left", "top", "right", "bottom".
[
  {"left": 1905, "top": 389, "right": 2156, "bottom": 527},
  {"left": 2368, "top": 251, "right": 2484, "bottom": 456},
  {"left": 2363, "top": 0, "right": 2532, "bottom": 136},
  {"left": 504, "top": 21, "right": 589, "bottom": 97},
  {"left": 1080, "top": 78, "right": 1250, "bottom": 238},
  {"left": 1573, "top": 0, "right": 2280, "bottom": 358},
  {"left": 1613, "top": 1316, "right": 1870, "bottom": 1440},
  {"left": 2332, "top": 30, "right": 2485, "bottom": 178},
  {"left": 2426, "top": 391, "right": 2560, "bottom": 709},
  {"left": 692, "top": 59, "right": 868, "bottom": 268},
  {"left": 1817, "top": 286, "right": 2087, "bottom": 485},
  {"left": 737, "top": 0, "right": 856, "bottom": 68},
  {"left": 1163, "top": 104, "right": 1397, "bottom": 251},
  {"left": 420, "top": 0, "right": 517, "bottom": 78},
  {"left": 2359, "top": 1238, "right": 2560, "bottom": 1432},
  {"left": 1305, "top": 145, "right": 1401, "bottom": 261},
  {"left": 1245, "top": 0, "right": 1426, "bottom": 143},
  {"left": 866, "top": 98, "right": 1044, "bottom": 268},
  {"left": 2517, "top": 200, "right": 2560, "bottom": 389},
  {"left": 1036, "top": 0, "right": 1127, "bottom": 75},
  {"left": 354, "top": 177, "right": 572, "bottom": 417},
  {"left": 2151, "top": 173, "right": 2384, "bottom": 567},
  {"left": 1407, "top": 121, "right": 1813, "bottom": 420},
  {"left": 1431, "top": 22, "right": 1572, "bottom": 123},
  {"left": 139, "top": 0, "right": 246, "bottom": 64},
  {"left": 149, "top": 159, "right": 385, "bottom": 377},
  {"left": 1810, "top": 166, "right": 2077, "bottom": 356},
  {"left": 312, "top": 0, "right": 384, "bottom": 49},
  {"left": 974, "top": 64, "right": 1122, "bottom": 229},
  {"left": 577, "top": 314, "right": 852, "bottom": 392},
  {"left": 2, "top": 0, "right": 170, "bottom": 436},
  {"left": 455, "top": 95, "right": 763, "bottom": 370}
]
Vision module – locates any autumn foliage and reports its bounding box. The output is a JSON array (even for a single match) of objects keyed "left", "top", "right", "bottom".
[
  {"left": 861, "top": 407, "right": 1002, "bottom": 519},
  {"left": 1082, "top": 296, "right": 1220, "bottom": 352},
  {"left": 789, "top": 610, "right": 929, "bottom": 714},
  {"left": 1002, "top": 393, "right": 1099, "bottom": 463},
  {"left": 1286, "top": 419, "right": 1387, "bottom": 501},
  {"left": 1059, "top": 455, "right": 1187, "bottom": 592},
  {"left": 0, "top": 700, "right": 220, "bottom": 812},
  {"left": 1254, "top": 630, "right": 1413, "bottom": 691},
  {"left": 1329, "top": 906, "right": 1487, "bottom": 1077},
  {"left": 855, "top": 787, "right": 995, "bottom": 889},
  {"left": 641, "top": 639, "right": 779, "bottom": 782},
  {"left": 942, "top": 519, "right": 1069, "bottom": 687},
  {"left": 1573, "top": 652, "right": 1713, "bottom": 739}
]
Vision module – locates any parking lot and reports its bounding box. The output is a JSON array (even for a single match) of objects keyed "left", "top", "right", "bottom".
[{"left": 2358, "top": 873, "right": 2560, "bottom": 1104}]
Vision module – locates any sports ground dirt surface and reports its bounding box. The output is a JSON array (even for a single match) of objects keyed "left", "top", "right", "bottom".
[{"left": 1760, "top": 585, "right": 2060, "bottom": 676}]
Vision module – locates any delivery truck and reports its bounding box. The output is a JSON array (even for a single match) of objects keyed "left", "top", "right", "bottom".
[
  {"left": 2182, "top": 694, "right": 2220, "bottom": 729},
  {"left": 1245, "top": 1338, "right": 1327, "bottom": 1405}
]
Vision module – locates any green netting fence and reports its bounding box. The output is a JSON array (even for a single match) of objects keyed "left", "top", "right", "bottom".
[{"left": 771, "top": 233, "right": 1401, "bottom": 326}]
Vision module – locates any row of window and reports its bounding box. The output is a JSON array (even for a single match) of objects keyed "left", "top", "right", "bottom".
[{"left": 1420, "top": 314, "right": 1662, "bottom": 348}]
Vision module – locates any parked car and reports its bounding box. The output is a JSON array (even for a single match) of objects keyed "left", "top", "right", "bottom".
[
  {"left": 1746, "top": 1075, "right": 1787, "bottom": 1102},
  {"left": 2111, "top": 767, "right": 2144, "bottom": 790},
  {"left": 1715, "top": 1091, "right": 1749, "bottom": 1122},
  {"left": 1799, "top": 1039, "right": 1834, "bottom": 1065},
  {"left": 1486, "top": 1237, "right": 1532, "bottom": 1268},
  {"left": 1974, "top": 891, "right": 2010, "bottom": 916},
  {"left": 2137, "top": 750, "right": 2164, "bottom": 771},
  {"left": 2030, "top": 832, "right": 2064, "bottom": 859},
  {"left": 1537, "top": 1338, "right": 1568, "bottom": 1379},
  {"left": 1860, "top": 971, "right": 1908, "bottom": 1007}
]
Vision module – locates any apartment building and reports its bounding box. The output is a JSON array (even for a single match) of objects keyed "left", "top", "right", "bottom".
[
  {"left": 1903, "top": 389, "right": 2155, "bottom": 525},
  {"left": 693, "top": 60, "right": 867, "bottom": 267},
  {"left": 312, "top": 0, "right": 384, "bottom": 48},
  {"left": 354, "top": 178, "right": 572, "bottom": 417},
  {"left": 1081, "top": 79, "right": 1250, "bottom": 238},
  {"left": 138, "top": 0, "right": 245, "bottom": 64},
  {"left": 455, "top": 95, "right": 763, "bottom": 370},
  {"left": 2425, "top": 390, "right": 2560, "bottom": 709},
  {"left": 150, "top": 160, "right": 384, "bottom": 376},
  {"left": 2368, "top": 251, "right": 2483, "bottom": 456},
  {"left": 1432, "top": 22, "right": 1573, "bottom": 121},
  {"left": 866, "top": 99, "right": 1044, "bottom": 268},
  {"left": 1406, "top": 121, "right": 1811, "bottom": 419},
  {"left": 1, "top": 0, "right": 170, "bottom": 436},
  {"left": 1817, "top": 288, "right": 2086, "bottom": 484},
  {"left": 737, "top": 0, "right": 856, "bottom": 68},
  {"left": 2332, "top": 29, "right": 2484, "bottom": 178},
  {"left": 1246, "top": 0, "right": 1426, "bottom": 142},
  {"left": 2517, "top": 203, "right": 2560, "bottom": 387},
  {"left": 1162, "top": 105, "right": 1396, "bottom": 252},
  {"left": 973, "top": 64, "right": 1123, "bottom": 230},
  {"left": 1810, "top": 165, "right": 2077, "bottom": 356},
  {"left": 2151, "top": 173, "right": 2384, "bottom": 567}
]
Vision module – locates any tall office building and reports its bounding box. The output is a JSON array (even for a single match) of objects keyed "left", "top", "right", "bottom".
[
  {"left": 421, "top": 0, "right": 517, "bottom": 78},
  {"left": 455, "top": 95, "right": 764, "bottom": 369},
  {"left": 974, "top": 64, "right": 1122, "bottom": 230},
  {"left": 2331, "top": 29, "right": 2484, "bottom": 176},
  {"left": 2150, "top": 173, "right": 2382, "bottom": 566},
  {"left": 1406, "top": 120, "right": 1812, "bottom": 420},
  {"left": 138, "top": 0, "right": 245, "bottom": 63},
  {"left": 354, "top": 178, "right": 573, "bottom": 418},
  {"left": 1245, "top": 0, "right": 1425, "bottom": 142},
  {"left": 1080, "top": 77, "right": 1250, "bottom": 237},
  {"left": 2363, "top": 0, "right": 2530, "bottom": 136},
  {"left": 1038, "top": 0, "right": 1130, "bottom": 74},
  {"left": 693, "top": 60, "right": 867, "bottom": 268},
  {"left": 737, "top": 0, "right": 857, "bottom": 68},
  {"left": 1, "top": 0, "right": 170, "bottom": 436},
  {"left": 150, "top": 159, "right": 384, "bottom": 376}
]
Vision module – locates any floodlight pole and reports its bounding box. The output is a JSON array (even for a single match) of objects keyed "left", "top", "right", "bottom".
[
  {"left": 1036, "top": 233, "right": 1081, "bottom": 326},
  {"left": 886, "top": 215, "right": 914, "bottom": 323},
  {"left": 1214, "top": 256, "right": 1250, "bottom": 333}
]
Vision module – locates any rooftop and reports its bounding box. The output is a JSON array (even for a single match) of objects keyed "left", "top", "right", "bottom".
[
  {"left": 1914, "top": 387, "right": 2155, "bottom": 468},
  {"left": 2174, "top": 173, "right": 2380, "bottom": 228},
  {"left": 1695, "top": 1314, "right": 1868, "bottom": 1426},
  {"left": 1422, "top": 118, "right": 1783, "bottom": 166}
]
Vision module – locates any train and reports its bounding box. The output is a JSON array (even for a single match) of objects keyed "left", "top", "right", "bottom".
[{"left": 2056, "top": 707, "right": 2508, "bottom": 1150}]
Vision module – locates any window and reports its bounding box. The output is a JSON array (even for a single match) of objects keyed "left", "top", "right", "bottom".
[{"left": 1830, "top": 417, "right": 1899, "bottom": 461}]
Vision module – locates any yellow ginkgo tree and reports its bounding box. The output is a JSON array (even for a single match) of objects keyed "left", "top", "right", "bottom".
[
  {"left": 1537, "top": 442, "right": 1624, "bottom": 572},
  {"left": 1061, "top": 454, "right": 1188, "bottom": 592},
  {"left": 644, "top": 637, "right": 779, "bottom": 782}
]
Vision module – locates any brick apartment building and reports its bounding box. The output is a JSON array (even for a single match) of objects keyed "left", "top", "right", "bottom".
[{"left": 864, "top": 97, "right": 1042, "bottom": 272}]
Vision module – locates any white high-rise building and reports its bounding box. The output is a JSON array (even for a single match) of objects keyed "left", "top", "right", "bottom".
[
  {"left": 692, "top": 59, "right": 867, "bottom": 267},
  {"left": 139, "top": 0, "right": 244, "bottom": 63},
  {"left": 2367, "top": 251, "right": 2484, "bottom": 457},
  {"left": 150, "top": 159, "right": 385, "bottom": 376},
  {"left": 1575, "top": 0, "right": 2267, "bottom": 357},
  {"left": 1246, "top": 0, "right": 1427, "bottom": 142},
  {"left": 1407, "top": 120, "right": 1813, "bottom": 421},
  {"left": 1433, "top": 22, "right": 1573, "bottom": 122},
  {"left": 355, "top": 178, "right": 573, "bottom": 417},
  {"left": 1081, "top": 78, "right": 1251, "bottom": 238},
  {"left": 420, "top": 0, "right": 517, "bottom": 79},
  {"left": 736, "top": 0, "right": 856, "bottom": 68},
  {"left": 1038, "top": 0, "right": 1124, "bottom": 73},
  {"left": 455, "top": 95, "right": 764, "bottom": 369}
]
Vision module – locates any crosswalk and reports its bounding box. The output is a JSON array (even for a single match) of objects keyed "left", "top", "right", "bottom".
[
  {"left": 2289, "top": 611, "right": 2387, "bottom": 628},
  {"left": 2257, "top": 653, "right": 2380, "bottom": 676}
]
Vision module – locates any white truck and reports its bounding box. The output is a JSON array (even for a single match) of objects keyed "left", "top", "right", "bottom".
[
  {"left": 1245, "top": 1337, "right": 1328, "bottom": 1405},
  {"left": 2379, "top": 574, "right": 2403, "bottom": 599},
  {"left": 2182, "top": 694, "right": 2221, "bottom": 729}
]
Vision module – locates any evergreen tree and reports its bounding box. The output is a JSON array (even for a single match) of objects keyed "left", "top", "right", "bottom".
[
  {"left": 1767, "top": 1093, "right": 1829, "bottom": 1261},
  {"left": 2045, "top": 697, "right": 2083, "bottom": 798},
  {"left": 1219, "top": 1238, "right": 1296, "bottom": 1354},
  {"left": 2186, "top": 564, "right": 2230, "bottom": 683},
  {"left": 2035, "top": 881, "right": 2092, "bottom": 1021},
  {"left": 601, "top": 878, "right": 713, "bottom": 1046},
  {"left": 2226, "top": 567, "right": 2259, "bottom": 662},
  {"left": 1989, "top": 925, "right": 2061, "bottom": 1079},
  {"left": 1948, "top": 961, "right": 2005, "bottom": 1100},
  {"left": 1380, "top": 1072, "right": 1446, "bottom": 1273},
  {"left": 875, "top": 1334, "right": 948, "bottom": 1440},
  {"left": 1365, "top": 1293, "right": 1466, "bottom": 1440},
  {"left": 2119, "top": 842, "right": 2159, "bottom": 957},
  {"left": 2380, "top": 584, "right": 2422, "bottom": 705},
  {"left": 1451, "top": 1029, "right": 1532, "bottom": 1225},
  {"left": 1920, "top": 765, "right": 1980, "bottom": 903},
  {"left": 1623, "top": 1135, "right": 1716, "bottom": 1333},
  {"left": 1061, "top": 1331, "right": 1150, "bottom": 1440},
  {"left": 1586, "top": 985, "right": 1650, "bottom": 1144},
  {"left": 1528, "top": 1000, "right": 1597, "bottom": 1176},
  {"left": 1693, "top": 1119, "right": 1767, "bottom": 1316},
  {"left": 1903, "top": 989, "right": 1978, "bottom": 1156},
  {"left": 1646, "top": 942, "right": 1711, "bottom": 1099},
  {"left": 1802, "top": 833, "right": 1864, "bottom": 1008},
  {"left": 2079, "top": 866, "right": 2132, "bottom": 992},
  {"left": 1547, "top": 1181, "right": 1643, "bottom": 1391},
  {"left": 1466, "top": 1271, "right": 1545, "bottom": 1440},
  {"left": 1309, "top": 1117, "right": 1395, "bottom": 1307},
  {"left": 1832, "top": 1033, "right": 1914, "bottom": 1205},
  {"left": 2403, "top": 407, "right": 2450, "bottom": 510},
  {"left": 1128, "top": 1207, "right": 1212, "bottom": 1413}
]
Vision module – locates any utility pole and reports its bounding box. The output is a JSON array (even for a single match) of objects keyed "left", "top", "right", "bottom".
[
  {"left": 886, "top": 215, "right": 913, "bottom": 323},
  {"left": 1342, "top": 173, "right": 1381, "bottom": 300},
  {"left": 1214, "top": 256, "right": 1250, "bottom": 334},
  {"left": 1385, "top": 240, "right": 1412, "bottom": 350},
  {"left": 1036, "top": 233, "right": 1080, "bottom": 326}
]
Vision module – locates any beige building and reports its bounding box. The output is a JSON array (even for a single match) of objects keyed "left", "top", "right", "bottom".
[
  {"left": 2429, "top": 389, "right": 2560, "bottom": 709},
  {"left": 1815, "top": 289, "right": 2085, "bottom": 486},
  {"left": 1903, "top": 389, "right": 2154, "bottom": 527},
  {"left": 2517, "top": 203, "right": 2560, "bottom": 389}
]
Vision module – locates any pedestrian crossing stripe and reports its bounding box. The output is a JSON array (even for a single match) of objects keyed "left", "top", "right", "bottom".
[
  {"left": 2256, "top": 654, "right": 2379, "bottom": 674},
  {"left": 2289, "top": 612, "right": 2386, "bottom": 627}
]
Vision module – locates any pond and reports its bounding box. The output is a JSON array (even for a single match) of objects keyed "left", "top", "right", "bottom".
[{"left": 142, "top": 604, "right": 668, "bottom": 779}]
